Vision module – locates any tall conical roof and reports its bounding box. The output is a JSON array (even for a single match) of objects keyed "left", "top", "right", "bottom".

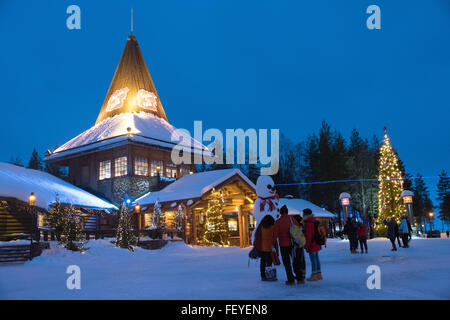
[{"left": 95, "top": 35, "right": 168, "bottom": 124}]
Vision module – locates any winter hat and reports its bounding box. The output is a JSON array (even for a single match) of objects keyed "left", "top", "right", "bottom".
[
  {"left": 303, "top": 208, "right": 313, "bottom": 217},
  {"left": 280, "top": 205, "right": 288, "bottom": 215}
]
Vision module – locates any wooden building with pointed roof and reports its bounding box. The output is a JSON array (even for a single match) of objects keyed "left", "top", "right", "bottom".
[{"left": 45, "top": 35, "right": 207, "bottom": 205}]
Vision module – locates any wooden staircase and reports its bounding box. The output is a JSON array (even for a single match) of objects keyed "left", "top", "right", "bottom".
[{"left": 0, "top": 245, "right": 31, "bottom": 263}]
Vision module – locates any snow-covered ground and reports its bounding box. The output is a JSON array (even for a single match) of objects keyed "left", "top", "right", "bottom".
[{"left": 1, "top": 237, "right": 449, "bottom": 300}]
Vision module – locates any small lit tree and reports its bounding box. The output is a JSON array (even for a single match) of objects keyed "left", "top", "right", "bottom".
[
  {"left": 375, "top": 129, "right": 405, "bottom": 236},
  {"left": 202, "top": 189, "right": 228, "bottom": 246},
  {"left": 48, "top": 198, "right": 66, "bottom": 241},
  {"left": 60, "top": 204, "right": 85, "bottom": 251},
  {"left": 174, "top": 205, "right": 185, "bottom": 231},
  {"left": 115, "top": 203, "right": 137, "bottom": 251},
  {"left": 152, "top": 201, "right": 166, "bottom": 230}
]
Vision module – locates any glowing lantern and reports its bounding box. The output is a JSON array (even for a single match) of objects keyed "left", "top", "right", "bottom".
[
  {"left": 28, "top": 192, "right": 36, "bottom": 206},
  {"left": 135, "top": 204, "right": 141, "bottom": 213}
]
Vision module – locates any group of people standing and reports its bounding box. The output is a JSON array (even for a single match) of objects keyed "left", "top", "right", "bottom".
[
  {"left": 343, "top": 217, "right": 369, "bottom": 254},
  {"left": 384, "top": 216, "right": 412, "bottom": 251},
  {"left": 254, "top": 205, "right": 323, "bottom": 285}
]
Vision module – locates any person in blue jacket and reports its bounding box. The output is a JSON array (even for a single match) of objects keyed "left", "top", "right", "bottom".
[{"left": 399, "top": 216, "right": 411, "bottom": 248}]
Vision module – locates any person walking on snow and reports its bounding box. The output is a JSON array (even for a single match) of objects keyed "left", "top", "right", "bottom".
[
  {"left": 255, "top": 215, "right": 277, "bottom": 281},
  {"left": 399, "top": 216, "right": 411, "bottom": 248},
  {"left": 303, "top": 208, "right": 323, "bottom": 281},
  {"left": 344, "top": 217, "right": 358, "bottom": 253},
  {"left": 357, "top": 222, "right": 368, "bottom": 253},
  {"left": 273, "top": 205, "right": 303, "bottom": 285},
  {"left": 384, "top": 217, "right": 398, "bottom": 251}
]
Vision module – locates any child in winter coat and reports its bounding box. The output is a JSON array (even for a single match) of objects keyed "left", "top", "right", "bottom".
[{"left": 256, "top": 215, "right": 276, "bottom": 281}]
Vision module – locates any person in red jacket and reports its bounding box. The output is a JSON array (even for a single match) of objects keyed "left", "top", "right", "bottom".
[
  {"left": 303, "top": 208, "right": 322, "bottom": 281},
  {"left": 273, "top": 205, "right": 303, "bottom": 285},
  {"left": 357, "top": 222, "right": 368, "bottom": 254}
]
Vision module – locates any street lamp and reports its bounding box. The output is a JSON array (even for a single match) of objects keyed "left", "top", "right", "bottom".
[
  {"left": 401, "top": 190, "right": 414, "bottom": 228},
  {"left": 28, "top": 192, "right": 36, "bottom": 206},
  {"left": 339, "top": 192, "right": 351, "bottom": 223},
  {"left": 429, "top": 212, "right": 434, "bottom": 231}
]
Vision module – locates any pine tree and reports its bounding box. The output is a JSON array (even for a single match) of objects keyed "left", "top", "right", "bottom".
[
  {"left": 152, "top": 201, "right": 166, "bottom": 231},
  {"left": 201, "top": 189, "right": 228, "bottom": 245},
  {"left": 27, "top": 148, "right": 43, "bottom": 170},
  {"left": 413, "top": 173, "right": 433, "bottom": 230},
  {"left": 48, "top": 198, "right": 66, "bottom": 241},
  {"left": 436, "top": 170, "right": 450, "bottom": 224},
  {"left": 174, "top": 205, "right": 185, "bottom": 231},
  {"left": 61, "top": 204, "right": 85, "bottom": 251},
  {"left": 115, "top": 203, "right": 137, "bottom": 251},
  {"left": 8, "top": 157, "right": 24, "bottom": 167},
  {"left": 375, "top": 130, "right": 405, "bottom": 236}
]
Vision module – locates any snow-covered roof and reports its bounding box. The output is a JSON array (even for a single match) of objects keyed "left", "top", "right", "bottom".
[
  {"left": 136, "top": 169, "right": 256, "bottom": 205},
  {"left": 0, "top": 162, "right": 117, "bottom": 210},
  {"left": 47, "top": 112, "right": 209, "bottom": 161},
  {"left": 279, "top": 197, "right": 336, "bottom": 219}
]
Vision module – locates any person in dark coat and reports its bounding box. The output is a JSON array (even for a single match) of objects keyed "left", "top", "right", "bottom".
[
  {"left": 256, "top": 215, "right": 276, "bottom": 281},
  {"left": 446, "top": 230, "right": 449, "bottom": 238},
  {"left": 343, "top": 217, "right": 358, "bottom": 253},
  {"left": 292, "top": 214, "right": 306, "bottom": 283},
  {"left": 357, "top": 223, "right": 368, "bottom": 253},
  {"left": 384, "top": 217, "right": 398, "bottom": 251},
  {"left": 395, "top": 222, "right": 403, "bottom": 248},
  {"left": 273, "top": 205, "right": 302, "bottom": 285}
]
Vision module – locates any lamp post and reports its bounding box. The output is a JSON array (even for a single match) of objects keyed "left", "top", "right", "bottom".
[
  {"left": 429, "top": 212, "right": 434, "bottom": 231},
  {"left": 401, "top": 190, "right": 414, "bottom": 232},
  {"left": 28, "top": 192, "right": 37, "bottom": 260},
  {"left": 339, "top": 192, "right": 351, "bottom": 228}
]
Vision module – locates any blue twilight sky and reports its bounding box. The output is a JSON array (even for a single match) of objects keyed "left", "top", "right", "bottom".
[{"left": 0, "top": 1, "right": 449, "bottom": 204}]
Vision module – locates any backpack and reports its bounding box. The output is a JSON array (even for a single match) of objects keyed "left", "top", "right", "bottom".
[
  {"left": 289, "top": 216, "right": 306, "bottom": 247},
  {"left": 313, "top": 221, "right": 327, "bottom": 247}
]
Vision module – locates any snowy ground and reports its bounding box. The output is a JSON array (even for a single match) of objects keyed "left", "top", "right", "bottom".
[{"left": 1, "top": 237, "right": 449, "bottom": 300}]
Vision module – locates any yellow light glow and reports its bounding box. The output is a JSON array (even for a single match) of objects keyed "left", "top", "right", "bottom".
[{"left": 29, "top": 192, "right": 36, "bottom": 206}]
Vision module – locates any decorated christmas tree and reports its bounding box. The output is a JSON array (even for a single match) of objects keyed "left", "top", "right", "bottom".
[
  {"left": 61, "top": 204, "right": 85, "bottom": 251},
  {"left": 202, "top": 188, "right": 228, "bottom": 246},
  {"left": 115, "top": 203, "right": 137, "bottom": 251},
  {"left": 375, "top": 128, "right": 405, "bottom": 235},
  {"left": 152, "top": 201, "right": 166, "bottom": 231},
  {"left": 174, "top": 205, "right": 185, "bottom": 231}
]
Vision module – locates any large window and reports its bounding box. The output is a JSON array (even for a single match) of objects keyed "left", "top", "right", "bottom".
[
  {"left": 165, "top": 162, "right": 177, "bottom": 178},
  {"left": 99, "top": 160, "right": 111, "bottom": 180},
  {"left": 134, "top": 156, "right": 148, "bottom": 176},
  {"left": 114, "top": 156, "right": 128, "bottom": 177},
  {"left": 150, "top": 160, "right": 163, "bottom": 177}
]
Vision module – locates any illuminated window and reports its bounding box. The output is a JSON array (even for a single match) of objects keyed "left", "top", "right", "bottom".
[
  {"left": 165, "top": 162, "right": 177, "bottom": 178},
  {"left": 99, "top": 160, "right": 111, "bottom": 180},
  {"left": 150, "top": 160, "right": 163, "bottom": 177},
  {"left": 228, "top": 219, "right": 238, "bottom": 231},
  {"left": 114, "top": 156, "right": 128, "bottom": 177},
  {"left": 134, "top": 157, "right": 148, "bottom": 176}
]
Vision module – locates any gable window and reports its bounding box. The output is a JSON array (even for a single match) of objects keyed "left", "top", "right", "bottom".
[
  {"left": 114, "top": 156, "right": 128, "bottom": 177},
  {"left": 134, "top": 157, "right": 148, "bottom": 176},
  {"left": 99, "top": 160, "right": 111, "bottom": 180},
  {"left": 150, "top": 160, "right": 163, "bottom": 177}
]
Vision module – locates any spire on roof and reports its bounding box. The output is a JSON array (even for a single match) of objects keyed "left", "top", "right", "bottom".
[{"left": 95, "top": 35, "right": 168, "bottom": 124}]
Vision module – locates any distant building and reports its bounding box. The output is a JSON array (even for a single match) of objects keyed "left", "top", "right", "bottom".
[{"left": 45, "top": 35, "right": 206, "bottom": 205}]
